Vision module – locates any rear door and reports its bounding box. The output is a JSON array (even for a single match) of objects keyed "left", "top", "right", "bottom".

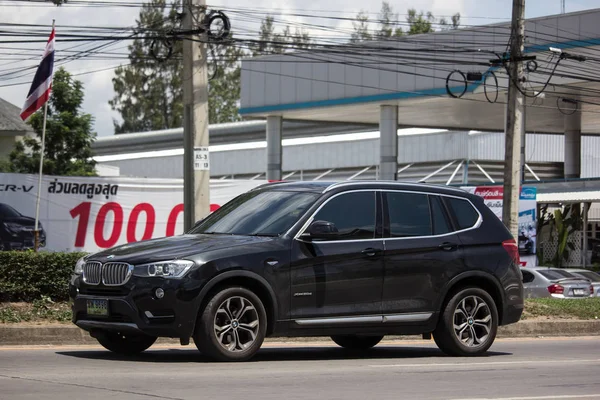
[{"left": 381, "top": 191, "right": 463, "bottom": 319}]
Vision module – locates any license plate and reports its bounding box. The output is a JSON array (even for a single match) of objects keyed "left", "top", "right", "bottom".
[
  {"left": 573, "top": 289, "right": 586, "bottom": 296},
  {"left": 87, "top": 299, "right": 109, "bottom": 316}
]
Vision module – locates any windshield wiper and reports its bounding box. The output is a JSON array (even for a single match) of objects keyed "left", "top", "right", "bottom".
[{"left": 249, "top": 233, "right": 278, "bottom": 237}]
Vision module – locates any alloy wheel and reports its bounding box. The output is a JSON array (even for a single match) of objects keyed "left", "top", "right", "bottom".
[
  {"left": 213, "top": 296, "right": 260, "bottom": 352},
  {"left": 453, "top": 295, "right": 492, "bottom": 347}
]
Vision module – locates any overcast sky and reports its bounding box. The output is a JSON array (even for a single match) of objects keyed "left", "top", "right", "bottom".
[{"left": 0, "top": 0, "right": 597, "bottom": 137}]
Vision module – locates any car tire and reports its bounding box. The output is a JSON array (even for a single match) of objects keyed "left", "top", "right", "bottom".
[
  {"left": 330, "top": 335, "right": 384, "bottom": 350},
  {"left": 433, "top": 287, "right": 498, "bottom": 357},
  {"left": 193, "top": 287, "right": 267, "bottom": 362},
  {"left": 95, "top": 331, "right": 157, "bottom": 355}
]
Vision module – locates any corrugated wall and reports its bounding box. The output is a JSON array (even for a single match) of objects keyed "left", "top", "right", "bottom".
[{"left": 101, "top": 132, "right": 600, "bottom": 180}]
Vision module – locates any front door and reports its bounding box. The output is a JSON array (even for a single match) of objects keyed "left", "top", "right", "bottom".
[
  {"left": 381, "top": 192, "right": 463, "bottom": 318},
  {"left": 290, "top": 190, "right": 384, "bottom": 321}
]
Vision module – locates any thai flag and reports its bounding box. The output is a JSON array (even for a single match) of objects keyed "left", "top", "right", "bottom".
[{"left": 20, "top": 27, "right": 55, "bottom": 121}]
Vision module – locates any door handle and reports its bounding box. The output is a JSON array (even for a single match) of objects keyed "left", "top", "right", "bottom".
[
  {"left": 439, "top": 242, "right": 458, "bottom": 252},
  {"left": 362, "top": 248, "right": 382, "bottom": 257}
]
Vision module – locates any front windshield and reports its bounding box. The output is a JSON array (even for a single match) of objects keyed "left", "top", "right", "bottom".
[{"left": 190, "top": 190, "right": 319, "bottom": 236}]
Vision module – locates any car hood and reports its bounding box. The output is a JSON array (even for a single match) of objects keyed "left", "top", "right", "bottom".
[
  {"left": 2, "top": 216, "right": 35, "bottom": 227},
  {"left": 89, "top": 234, "right": 275, "bottom": 265}
]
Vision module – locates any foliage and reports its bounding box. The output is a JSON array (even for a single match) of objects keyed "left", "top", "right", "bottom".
[
  {"left": 0, "top": 251, "right": 86, "bottom": 302},
  {"left": 8, "top": 68, "right": 96, "bottom": 177},
  {"left": 249, "top": 16, "right": 311, "bottom": 56},
  {"left": 523, "top": 298, "right": 600, "bottom": 320},
  {"left": 536, "top": 204, "right": 553, "bottom": 266},
  {"left": 111, "top": 4, "right": 310, "bottom": 132},
  {"left": 110, "top": 0, "right": 184, "bottom": 134},
  {"left": 549, "top": 205, "right": 582, "bottom": 268},
  {"left": 351, "top": 2, "right": 461, "bottom": 42},
  {"left": 0, "top": 297, "right": 72, "bottom": 323}
]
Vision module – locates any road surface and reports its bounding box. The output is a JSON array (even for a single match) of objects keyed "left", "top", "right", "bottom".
[{"left": 1, "top": 337, "right": 599, "bottom": 400}]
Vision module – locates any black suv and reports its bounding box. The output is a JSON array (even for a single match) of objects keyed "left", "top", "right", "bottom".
[
  {"left": 0, "top": 203, "right": 46, "bottom": 251},
  {"left": 69, "top": 181, "right": 523, "bottom": 361}
]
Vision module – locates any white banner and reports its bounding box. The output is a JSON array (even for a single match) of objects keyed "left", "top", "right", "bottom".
[{"left": 0, "top": 173, "right": 266, "bottom": 253}]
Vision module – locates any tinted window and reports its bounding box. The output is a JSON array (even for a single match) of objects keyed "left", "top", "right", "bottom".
[
  {"left": 574, "top": 271, "right": 600, "bottom": 282},
  {"left": 522, "top": 270, "right": 535, "bottom": 283},
  {"left": 538, "top": 270, "right": 576, "bottom": 280},
  {"left": 0, "top": 204, "right": 21, "bottom": 218},
  {"left": 386, "top": 192, "right": 431, "bottom": 237},
  {"left": 190, "top": 190, "right": 318, "bottom": 236},
  {"left": 313, "top": 191, "right": 376, "bottom": 240},
  {"left": 446, "top": 198, "right": 479, "bottom": 230},
  {"left": 430, "top": 196, "right": 451, "bottom": 235}
]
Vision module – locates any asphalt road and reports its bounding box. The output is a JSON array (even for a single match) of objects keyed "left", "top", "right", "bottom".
[{"left": 1, "top": 337, "right": 600, "bottom": 400}]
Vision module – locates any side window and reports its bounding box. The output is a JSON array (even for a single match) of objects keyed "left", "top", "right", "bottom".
[
  {"left": 430, "top": 196, "right": 452, "bottom": 235},
  {"left": 386, "top": 192, "right": 431, "bottom": 237},
  {"left": 446, "top": 197, "right": 479, "bottom": 230},
  {"left": 522, "top": 270, "right": 535, "bottom": 283},
  {"left": 313, "top": 191, "right": 376, "bottom": 240}
]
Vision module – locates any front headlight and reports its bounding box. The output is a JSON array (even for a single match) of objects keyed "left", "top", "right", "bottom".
[
  {"left": 74, "top": 257, "right": 85, "bottom": 275},
  {"left": 133, "top": 260, "right": 194, "bottom": 278}
]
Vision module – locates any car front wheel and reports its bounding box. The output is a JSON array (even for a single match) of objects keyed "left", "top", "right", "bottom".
[
  {"left": 193, "top": 287, "right": 267, "bottom": 362},
  {"left": 433, "top": 287, "right": 498, "bottom": 356}
]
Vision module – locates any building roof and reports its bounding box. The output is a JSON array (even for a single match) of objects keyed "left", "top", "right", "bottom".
[
  {"left": 0, "top": 97, "right": 30, "bottom": 135},
  {"left": 537, "top": 191, "right": 600, "bottom": 204}
]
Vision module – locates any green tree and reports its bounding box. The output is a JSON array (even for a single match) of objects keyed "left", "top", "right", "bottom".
[
  {"left": 109, "top": 0, "right": 183, "bottom": 134},
  {"left": 8, "top": 67, "right": 96, "bottom": 176},
  {"left": 350, "top": 11, "right": 372, "bottom": 43},
  {"left": 351, "top": 3, "right": 461, "bottom": 40},
  {"left": 376, "top": 1, "right": 403, "bottom": 39},
  {"left": 250, "top": 15, "right": 311, "bottom": 55}
]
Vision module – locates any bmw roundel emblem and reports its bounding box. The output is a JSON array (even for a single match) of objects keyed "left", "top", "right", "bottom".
[{"left": 106, "top": 255, "right": 115, "bottom": 260}]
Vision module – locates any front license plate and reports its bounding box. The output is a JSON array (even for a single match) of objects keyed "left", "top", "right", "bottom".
[
  {"left": 573, "top": 289, "right": 586, "bottom": 296},
  {"left": 87, "top": 299, "right": 109, "bottom": 316}
]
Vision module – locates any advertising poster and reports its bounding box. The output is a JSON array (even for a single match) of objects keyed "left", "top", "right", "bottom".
[
  {"left": 462, "top": 186, "right": 537, "bottom": 266},
  {"left": 0, "top": 173, "right": 265, "bottom": 253}
]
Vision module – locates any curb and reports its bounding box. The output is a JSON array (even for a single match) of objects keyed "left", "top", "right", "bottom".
[{"left": 1, "top": 320, "right": 599, "bottom": 346}]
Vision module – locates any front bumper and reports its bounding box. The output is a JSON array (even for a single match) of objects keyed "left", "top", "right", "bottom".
[{"left": 70, "top": 274, "right": 204, "bottom": 339}]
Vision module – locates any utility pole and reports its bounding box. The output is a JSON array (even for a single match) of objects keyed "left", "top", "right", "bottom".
[
  {"left": 561, "top": 0, "right": 565, "bottom": 14},
  {"left": 182, "top": 0, "right": 210, "bottom": 232},
  {"left": 502, "top": 0, "right": 526, "bottom": 239}
]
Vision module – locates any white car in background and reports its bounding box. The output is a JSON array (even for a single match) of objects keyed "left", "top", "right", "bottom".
[
  {"left": 565, "top": 269, "right": 600, "bottom": 298},
  {"left": 521, "top": 267, "right": 594, "bottom": 299}
]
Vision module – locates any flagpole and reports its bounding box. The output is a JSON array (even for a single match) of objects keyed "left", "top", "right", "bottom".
[{"left": 34, "top": 19, "right": 54, "bottom": 253}]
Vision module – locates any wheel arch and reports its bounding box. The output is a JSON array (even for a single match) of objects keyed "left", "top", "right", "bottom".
[
  {"left": 192, "top": 270, "right": 279, "bottom": 336},
  {"left": 437, "top": 271, "right": 505, "bottom": 326}
]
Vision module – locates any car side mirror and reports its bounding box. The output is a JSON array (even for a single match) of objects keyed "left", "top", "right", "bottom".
[{"left": 301, "top": 220, "right": 338, "bottom": 240}]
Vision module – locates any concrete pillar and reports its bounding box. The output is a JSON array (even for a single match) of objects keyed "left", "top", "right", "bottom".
[
  {"left": 379, "top": 105, "right": 398, "bottom": 181},
  {"left": 564, "top": 111, "right": 582, "bottom": 179},
  {"left": 266, "top": 116, "right": 282, "bottom": 181}
]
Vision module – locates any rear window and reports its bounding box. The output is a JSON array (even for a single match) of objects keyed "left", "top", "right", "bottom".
[
  {"left": 538, "top": 270, "right": 576, "bottom": 280},
  {"left": 574, "top": 271, "right": 600, "bottom": 282},
  {"left": 445, "top": 198, "right": 479, "bottom": 230}
]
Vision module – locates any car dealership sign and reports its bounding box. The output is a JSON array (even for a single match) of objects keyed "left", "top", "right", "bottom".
[{"left": 0, "top": 173, "right": 265, "bottom": 253}]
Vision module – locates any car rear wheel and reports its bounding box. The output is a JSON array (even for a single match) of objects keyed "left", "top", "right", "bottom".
[
  {"left": 330, "top": 335, "right": 384, "bottom": 350},
  {"left": 433, "top": 287, "right": 498, "bottom": 357},
  {"left": 193, "top": 287, "right": 267, "bottom": 362},
  {"left": 95, "top": 331, "right": 157, "bottom": 355}
]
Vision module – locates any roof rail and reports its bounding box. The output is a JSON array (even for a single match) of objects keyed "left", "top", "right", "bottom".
[{"left": 324, "top": 180, "right": 469, "bottom": 193}]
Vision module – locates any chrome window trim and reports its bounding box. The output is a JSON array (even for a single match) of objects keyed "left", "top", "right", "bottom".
[{"left": 292, "top": 188, "right": 482, "bottom": 244}]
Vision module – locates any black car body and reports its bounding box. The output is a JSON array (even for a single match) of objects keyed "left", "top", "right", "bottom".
[
  {"left": 69, "top": 181, "right": 524, "bottom": 361},
  {"left": 0, "top": 203, "right": 46, "bottom": 251}
]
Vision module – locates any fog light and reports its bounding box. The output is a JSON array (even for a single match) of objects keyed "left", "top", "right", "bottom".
[{"left": 155, "top": 288, "right": 165, "bottom": 299}]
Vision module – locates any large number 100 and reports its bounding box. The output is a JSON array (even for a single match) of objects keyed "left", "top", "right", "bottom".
[{"left": 69, "top": 202, "right": 185, "bottom": 248}]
